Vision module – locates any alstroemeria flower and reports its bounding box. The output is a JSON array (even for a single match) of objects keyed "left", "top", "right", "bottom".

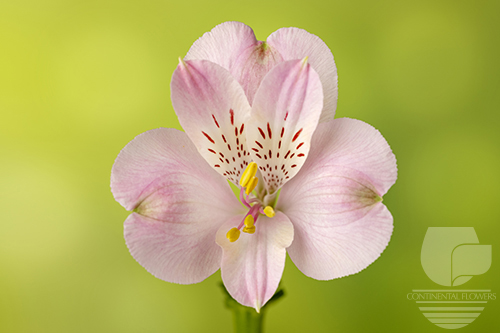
[{"left": 111, "top": 22, "right": 397, "bottom": 311}]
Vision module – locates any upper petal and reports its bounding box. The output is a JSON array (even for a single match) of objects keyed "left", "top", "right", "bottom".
[
  {"left": 278, "top": 118, "right": 397, "bottom": 280},
  {"left": 216, "top": 212, "right": 294, "bottom": 311},
  {"left": 267, "top": 27, "right": 338, "bottom": 123},
  {"left": 185, "top": 22, "right": 258, "bottom": 76},
  {"left": 185, "top": 22, "right": 284, "bottom": 105},
  {"left": 171, "top": 59, "right": 253, "bottom": 185},
  {"left": 111, "top": 128, "right": 243, "bottom": 284},
  {"left": 247, "top": 59, "right": 323, "bottom": 194}
]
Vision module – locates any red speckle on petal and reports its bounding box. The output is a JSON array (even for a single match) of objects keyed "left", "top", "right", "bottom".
[
  {"left": 208, "top": 149, "right": 216, "bottom": 154},
  {"left": 212, "top": 114, "right": 220, "bottom": 128},
  {"left": 202, "top": 131, "right": 215, "bottom": 144},
  {"left": 284, "top": 112, "right": 289, "bottom": 121},
  {"left": 267, "top": 122, "right": 272, "bottom": 139},
  {"left": 258, "top": 127, "right": 266, "bottom": 139},
  {"left": 255, "top": 141, "right": 263, "bottom": 149},
  {"left": 230, "top": 109, "right": 234, "bottom": 125},
  {"left": 222, "top": 134, "right": 227, "bottom": 143},
  {"left": 296, "top": 142, "right": 304, "bottom": 149},
  {"left": 240, "top": 124, "right": 244, "bottom": 134},
  {"left": 292, "top": 128, "right": 303, "bottom": 142},
  {"left": 297, "top": 153, "right": 305, "bottom": 157}
]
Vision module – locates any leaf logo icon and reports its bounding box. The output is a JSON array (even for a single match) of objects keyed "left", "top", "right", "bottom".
[{"left": 421, "top": 227, "right": 491, "bottom": 286}]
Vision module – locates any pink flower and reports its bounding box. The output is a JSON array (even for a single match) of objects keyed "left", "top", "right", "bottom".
[{"left": 111, "top": 22, "right": 397, "bottom": 311}]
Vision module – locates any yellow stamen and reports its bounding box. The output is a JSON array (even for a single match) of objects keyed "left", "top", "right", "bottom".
[
  {"left": 239, "top": 162, "right": 258, "bottom": 187},
  {"left": 244, "top": 215, "right": 254, "bottom": 228},
  {"left": 243, "top": 215, "right": 256, "bottom": 234},
  {"left": 243, "top": 226, "right": 256, "bottom": 234},
  {"left": 245, "top": 177, "right": 258, "bottom": 195},
  {"left": 263, "top": 206, "right": 275, "bottom": 218},
  {"left": 226, "top": 227, "right": 240, "bottom": 242}
]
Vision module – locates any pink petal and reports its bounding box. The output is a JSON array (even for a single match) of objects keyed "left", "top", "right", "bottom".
[
  {"left": 247, "top": 59, "right": 323, "bottom": 193},
  {"left": 278, "top": 118, "right": 397, "bottom": 280},
  {"left": 216, "top": 212, "right": 294, "bottom": 311},
  {"left": 111, "top": 128, "right": 243, "bottom": 284},
  {"left": 267, "top": 27, "right": 338, "bottom": 123},
  {"left": 171, "top": 59, "right": 253, "bottom": 185},
  {"left": 185, "top": 22, "right": 258, "bottom": 77},
  {"left": 185, "top": 22, "right": 283, "bottom": 104}
]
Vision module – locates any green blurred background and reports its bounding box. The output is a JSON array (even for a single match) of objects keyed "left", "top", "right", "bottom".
[{"left": 1, "top": 0, "right": 499, "bottom": 332}]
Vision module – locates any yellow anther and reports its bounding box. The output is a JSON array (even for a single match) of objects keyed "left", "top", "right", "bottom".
[
  {"left": 263, "top": 206, "right": 275, "bottom": 218},
  {"left": 245, "top": 177, "right": 258, "bottom": 195},
  {"left": 226, "top": 227, "right": 241, "bottom": 242},
  {"left": 244, "top": 215, "right": 254, "bottom": 228},
  {"left": 243, "top": 226, "right": 256, "bottom": 234},
  {"left": 239, "top": 162, "right": 258, "bottom": 187}
]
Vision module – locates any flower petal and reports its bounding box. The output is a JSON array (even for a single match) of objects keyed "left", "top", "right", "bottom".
[
  {"left": 171, "top": 59, "right": 253, "bottom": 185},
  {"left": 247, "top": 59, "right": 323, "bottom": 194},
  {"left": 278, "top": 118, "right": 397, "bottom": 280},
  {"left": 111, "top": 128, "right": 243, "bottom": 283},
  {"left": 184, "top": 22, "right": 283, "bottom": 105},
  {"left": 185, "top": 21, "right": 258, "bottom": 77},
  {"left": 216, "top": 212, "right": 294, "bottom": 311},
  {"left": 267, "top": 27, "right": 338, "bottom": 123}
]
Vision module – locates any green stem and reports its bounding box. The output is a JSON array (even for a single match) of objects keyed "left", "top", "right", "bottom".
[
  {"left": 220, "top": 283, "right": 285, "bottom": 333},
  {"left": 231, "top": 305, "right": 264, "bottom": 333}
]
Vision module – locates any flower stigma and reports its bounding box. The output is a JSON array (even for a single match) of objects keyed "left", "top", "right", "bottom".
[{"left": 226, "top": 162, "right": 275, "bottom": 242}]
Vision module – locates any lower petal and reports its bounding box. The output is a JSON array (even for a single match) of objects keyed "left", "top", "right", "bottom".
[
  {"left": 125, "top": 212, "right": 223, "bottom": 284},
  {"left": 216, "top": 212, "right": 294, "bottom": 311}
]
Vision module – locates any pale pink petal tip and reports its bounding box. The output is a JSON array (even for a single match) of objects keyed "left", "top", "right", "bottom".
[
  {"left": 112, "top": 128, "right": 242, "bottom": 284},
  {"left": 267, "top": 27, "right": 338, "bottom": 122},
  {"left": 216, "top": 212, "right": 294, "bottom": 311},
  {"left": 278, "top": 118, "right": 397, "bottom": 280},
  {"left": 171, "top": 59, "right": 252, "bottom": 185},
  {"left": 247, "top": 59, "right": 323, "bottom": 193}
]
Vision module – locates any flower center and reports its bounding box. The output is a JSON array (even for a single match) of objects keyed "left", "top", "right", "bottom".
[{"left": 226, "top": 162, "right": 276, "bottom": 242}]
